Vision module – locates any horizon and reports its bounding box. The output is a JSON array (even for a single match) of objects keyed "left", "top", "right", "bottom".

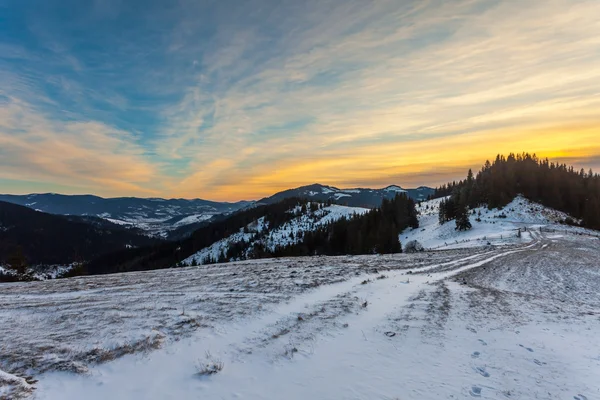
[
  {"left": 0, "top": 182, "right": 431, "bottom": 202},
  {"left": 2, "top": 1, "right": 600, "bottom": 202}
]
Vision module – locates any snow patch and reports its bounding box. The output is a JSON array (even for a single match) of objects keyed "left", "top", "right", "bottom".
[{"left": 383, "top": 185, "right": 407, "bottom": 193}]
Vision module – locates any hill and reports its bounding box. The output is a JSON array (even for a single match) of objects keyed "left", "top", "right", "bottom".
[
  {"left": 0, "top": 201, "right": 160, "bottom": 268},
  {"left": 183, "top": 204, "right": 370, "bottom": 265},
  {"left": 401, "top": 195, "right": 597, "bottom": 250},
  {"left": 432, "top": 153, "right": 600, "bottom": 230}
]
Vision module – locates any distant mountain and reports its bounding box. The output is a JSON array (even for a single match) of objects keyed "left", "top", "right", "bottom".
[
  {"left": 0, "top": 193, "right": 251, "bottom": 238},
  {"left": 0, "top": 201, "right": 160, "bottom": 266},
  {"left": 0, "top": 185, "right": 432, "bottom": 239},
  {"left": 257, "top": 184, "right": 434, "bottom": 208},
  {"left": 0, "top": 193, "right": 249, "bottom": 219}
]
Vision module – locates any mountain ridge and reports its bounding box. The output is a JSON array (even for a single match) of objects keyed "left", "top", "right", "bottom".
[
  {"left": 0, "top": 184, "right": 433, "bottom": 236},
  {"left": 257, "top": 183, "right": 433, "bottom": 208}
]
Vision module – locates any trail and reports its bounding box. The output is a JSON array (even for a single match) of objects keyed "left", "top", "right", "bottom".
[{"left": 35, "top": 244, "right": 536, "bottom": 400}]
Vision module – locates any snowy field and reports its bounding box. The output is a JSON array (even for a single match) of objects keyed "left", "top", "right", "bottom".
[{"left": 1, "top": 230, "right": 599, "bottom": 399}]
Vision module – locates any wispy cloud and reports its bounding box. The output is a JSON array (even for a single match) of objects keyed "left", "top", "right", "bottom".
[
  {"left": 0, "top": 98, "right": 158, "bottom": 196},
  {"left": 1, "top": 0, "right": 599, "bottom": 199}
]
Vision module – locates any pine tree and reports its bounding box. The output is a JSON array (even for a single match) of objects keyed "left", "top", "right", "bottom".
[
  {"left": 455, "top": 203, "right": 472, "bottom": 231},
  {"left": 7, "top": 247, "right": 27, "bottom": 275}
]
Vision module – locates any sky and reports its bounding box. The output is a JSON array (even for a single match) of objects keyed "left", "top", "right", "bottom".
[{"left": 1, "top": 0, "right": 599, "bottom": 201}]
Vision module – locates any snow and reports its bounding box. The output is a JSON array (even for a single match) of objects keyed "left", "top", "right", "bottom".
[
  {"left": 103, "top": 218, "right": 134, "bottom": 226},
  {"left": 3, "top": 195, "right": 600, "bottom": 399},
  {"left": 3, "top": 232, "right": 598, "bottom": 399},
  {"left": 383, "top": 185, "right": 407, "bottom": 193},
  {"left": 401, "top": 195, "right": 594, "bottom": 250},
  {"left": 29, "top": 265, "right": 74, "bottom": 280},
  {"left": 316, "top": 204, "right": 368, "bottom": 225},
  {"left": 0, "top": 264, "right": 74, "bottom": 280},
  {"left": 185, "top": 229, "right": 256, "bottom": 264},
  {"left": 183, "top": 204, "right": 369, "bottom": 265},
  {"left": 333, "top": 193, "right": 351, "bottom": 199},
  {"left": 96, "top": 213, "right": 216, "bottom": 238},
  {"left": 0, "top": 368, "right": 33, "bottom": 399},
  {"left": 173, "top": 214, "right": 213, "bottom": 227}
]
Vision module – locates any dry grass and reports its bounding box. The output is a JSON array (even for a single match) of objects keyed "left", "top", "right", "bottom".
[{"left": 195, "top": 351, "right": 224, "bottom": 376}]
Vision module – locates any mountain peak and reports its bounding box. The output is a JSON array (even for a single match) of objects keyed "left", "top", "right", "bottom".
[{"left": 383, "top": 185, "right": 406, "bottom": 193}]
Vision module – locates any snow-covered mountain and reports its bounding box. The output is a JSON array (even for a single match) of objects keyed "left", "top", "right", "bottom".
[
  {"left": 184, "top": 203, "right": 369, "bottom": 265},
  {"left": 258, "top": 184, "right": 434, "bottom": 208},
  {"left": 401, "top": 195, "right": 591, "bottom": 250}
]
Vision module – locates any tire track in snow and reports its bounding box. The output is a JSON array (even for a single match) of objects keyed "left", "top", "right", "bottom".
[{"left": 35, "top": 244, "right": 540, "bottom": 400}]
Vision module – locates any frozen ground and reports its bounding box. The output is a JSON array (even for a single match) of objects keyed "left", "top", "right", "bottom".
[{"left": 1, "top": 230, "right": 599, "bottom": 399}]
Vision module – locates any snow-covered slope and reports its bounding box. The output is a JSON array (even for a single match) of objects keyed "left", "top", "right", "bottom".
[
  {"left": 184, "top": 204, "right": 369, "bottom": 265},
  {"left": 4, "top": 233, "right": 599, "bottom": 400},
  {"left": 402, "top": 195, "right": 591, "bottom": 250}
]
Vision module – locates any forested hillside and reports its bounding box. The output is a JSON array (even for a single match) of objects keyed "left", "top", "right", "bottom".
[
  {"left": 86, "top": 194, "right": 417, "bottom": 275},
  {"left": 273, "top": 194, "right": 418, "bottom": 257},
  {"left": 434, "top": 153, "right": 600, "bottom": 230},
  {"left": 86, "top": 197, "right": 312, "bottom": 274},
  {"left": 0, "top": 201, "right": 160, "bottom": 267}
]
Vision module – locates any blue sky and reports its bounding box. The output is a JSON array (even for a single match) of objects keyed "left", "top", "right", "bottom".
[{"left": 1, "top": 0, "right": 600, "bottom": 200}]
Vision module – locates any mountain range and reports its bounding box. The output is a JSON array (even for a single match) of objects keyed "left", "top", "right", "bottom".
[{"left": 0, "top": 184, "right": 433, "bottom": 237}]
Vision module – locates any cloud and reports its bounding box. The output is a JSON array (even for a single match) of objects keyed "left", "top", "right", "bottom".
[
  {"left": 0, "top": 97, "right": 159, "bottom": 196},
  {"left": 2, "top": 0, "right": 600, "bottom": 200},
  {"left": 151, "top": 0, "right": 600, "bottom": 199}
]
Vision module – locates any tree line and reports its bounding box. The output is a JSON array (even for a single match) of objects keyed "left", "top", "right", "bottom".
[
  {"left": 434, "top": 153, "right": 600, "bottom": 230},
  {"left": 272, "top": 193, "right": 418, "bottom": 257}
]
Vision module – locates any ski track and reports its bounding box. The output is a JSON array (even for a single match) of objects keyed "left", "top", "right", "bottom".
[{"left": 32, "top": 242, "right": 560, "bottom": 400}]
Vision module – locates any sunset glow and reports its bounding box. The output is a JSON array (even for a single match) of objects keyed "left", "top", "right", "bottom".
[{"left": 1, "top": 0, "right": 600, "bottom": 200}]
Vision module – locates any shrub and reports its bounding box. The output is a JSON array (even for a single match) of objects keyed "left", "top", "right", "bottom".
[
  {"left": 404, "top": 240, "right": 424, "bottom": 253},
  {"left": 195, "top": 351, "right": 224, "bottom": 376}
]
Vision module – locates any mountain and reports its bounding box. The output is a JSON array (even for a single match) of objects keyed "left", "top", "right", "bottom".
[
  {"left": 257, "top": 184, "right": 433, "bottom": 207},
  {"left": 0, "top": 193, "right": 251, "bottom": 238},
  {"left": 0, "top": 185, "right": 432, "bottom": 239},
  {"left": 0, "top": 201, "right": 160, "bottom": 266}
]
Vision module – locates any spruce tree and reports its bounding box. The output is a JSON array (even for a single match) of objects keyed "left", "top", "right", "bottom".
[{"left": 455, "top": 203, "right": 472, "bottom": 231}]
